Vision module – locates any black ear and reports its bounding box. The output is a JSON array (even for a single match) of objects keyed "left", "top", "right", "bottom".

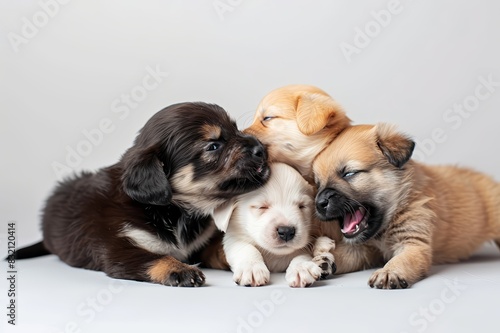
[
  {"left": 121, "top": 146, "right": 171, "bottom": 205},
  {"left": 375, "top": 123, "right": 415, "bottom": 168}
]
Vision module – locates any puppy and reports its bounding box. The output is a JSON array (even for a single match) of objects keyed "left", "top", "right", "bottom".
[
  {"left": 244, "top": 84, "right": 380, "bottom": 274},
  {"left": 244, "top": 84, "right": 351, "bottom": 179},
  {"left": 15, "top": 102, "right": 270, "bottom": 287},
  {"left": 213, "top": 163, "right": 335, "bottom": 288},
  {"left": 314, "top": 123, "right": 500, "bottom": 289}
]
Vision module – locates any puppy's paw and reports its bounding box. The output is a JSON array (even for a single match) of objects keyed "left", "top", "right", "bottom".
[
  {"left": 313, "top": 236, "right": 336, "bottom": 254},
  {"left": 286, "top": 261, "right": 323, "bottom": 288},
  {"left": 233, "top": 262, "right": 270, "bottom": 287},
  {"left": 148, "top": 258, "right": 205, "bottom": 287},
  {"left": 312, "top": 236, "right": 336, "bottom": 279},
  {"left": 368, "top": 268, "right": 409, "bottom": 290},
  {"left": 312, "top": 252, "right": 336, "bottom": 279}
]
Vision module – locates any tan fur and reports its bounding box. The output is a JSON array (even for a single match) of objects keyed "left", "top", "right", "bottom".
[
  {"left": 318, "top": 221, "right": 384, "bottom": 274},
  {"left": 313, "top": 123, "right": 500, "bottom": 288},
  {"left": 147, "top": 257, "right": 205, "bottom": 286},
  {"left": 201, "top": 124, "right": 222, "bottom": 140},
  {"left": 244, "top": 84, "right": 351, "bottom": 178},
  {"left": 197, "top": 231, "right": 229, "bottom": 270}
]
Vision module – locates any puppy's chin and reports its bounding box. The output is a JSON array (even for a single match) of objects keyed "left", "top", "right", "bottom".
[
  {"left": 256, "top": 232, "right": 309, "bottom": 256},
  {"left": 218, "top": 163, "right": 270, "bottom": 195},
  {"left": 258, "top": 242, "right": 305, "bottom": 256}
]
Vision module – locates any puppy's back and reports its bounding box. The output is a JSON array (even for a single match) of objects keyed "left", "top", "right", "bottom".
[{"left": 419, "top": 163, "right": 500, "bottom": 262}]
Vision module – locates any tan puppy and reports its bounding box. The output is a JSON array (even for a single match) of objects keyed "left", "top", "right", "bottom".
[
  {"left": 213, "top": 163, "right": 335, "bottom": 288},
  {"left": 244, "top": 84, "right": 351, "bottom": 179},
  {"left": 313, "top": 123, "right": 500, "bottom": 289},
  {"left": 244, "top": 84, "right": 379, "bottom": 274}
]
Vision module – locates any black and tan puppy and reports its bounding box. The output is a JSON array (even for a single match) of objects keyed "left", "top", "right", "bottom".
[
  {"left": 17, "top": 102, "right": 269, "bottom": 287},
  {"left": 314, "top": 123, "right": 500, "bottom": 289}
]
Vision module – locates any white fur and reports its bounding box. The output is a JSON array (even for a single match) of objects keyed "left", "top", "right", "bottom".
[
  {"left": 120, "top": 222, "right": 216, "bottom": 262},
  {"left": 213, "top": 163, "right": 335, "bottom": 287}
]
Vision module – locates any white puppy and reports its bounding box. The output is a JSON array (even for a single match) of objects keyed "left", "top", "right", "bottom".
[{"left": 213, "top": 163, "right": 335, "bottom": 287}]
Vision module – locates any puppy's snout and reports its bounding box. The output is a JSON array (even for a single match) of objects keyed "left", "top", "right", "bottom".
[
  {"left": 277, "top": 226, "right": 296, "bottom": 242},
  {"left": 242, "top": 135, "right": 266, "bottom": 160},
  {"left": 316, "top": 189, "right": 340, "bottom": 219},
  {"left": 251, "top": 144, "right": 264, "bottom": 159}
]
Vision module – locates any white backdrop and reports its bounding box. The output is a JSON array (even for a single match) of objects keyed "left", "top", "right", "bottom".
[{"left": 1, "top": 0, "right": 499, "bottom": 247}]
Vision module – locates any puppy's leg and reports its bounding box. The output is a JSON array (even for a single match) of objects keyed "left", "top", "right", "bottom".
[
  {"left": 225, "top": 241, "right": 270, "bottom": 287},
  {"left": 104, "top": 247, "right": 205, "bottom": 287},
  {"left": 368, "top": 245, "right": 431, "bottom": 289},
  {"left": 368, "top": 228, "right": 432, "bottom": 289},
  {"left": 311, "top": 236, "right": 336, "bottom": 278},
  {"left": 286, "top": 254, "right": 323, "bottom": 288},
  {"left": 368, "top": 210, "right": 435, "bottom": 289}
]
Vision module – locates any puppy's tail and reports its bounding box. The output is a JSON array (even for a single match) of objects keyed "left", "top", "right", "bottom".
[{"left": 5, "top": 241, "right": 51, "bottom": 260}]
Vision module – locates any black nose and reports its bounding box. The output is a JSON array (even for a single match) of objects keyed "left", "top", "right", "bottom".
[
  {"left": 316, "top": 188, "right": 341, "bottom": 218},
  {"left": 277, "top": 226, "right": 295, "bottom": 242},
  {"left": 242, "top": 135, "right": 266, "bottom": 160}
]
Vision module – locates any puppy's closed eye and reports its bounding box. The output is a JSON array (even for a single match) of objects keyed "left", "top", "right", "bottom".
[{"left": 251, "top": 205, "right": 270, "bottom": 215}]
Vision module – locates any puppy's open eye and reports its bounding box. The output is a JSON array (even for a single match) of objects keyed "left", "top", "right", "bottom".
[{"left": 207, "top": 143, "right": 221, "bottom": 151}]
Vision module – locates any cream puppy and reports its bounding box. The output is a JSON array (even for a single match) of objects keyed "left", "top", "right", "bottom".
[{"left": 213, "top": 163, "right": 335, "bottom": 287}]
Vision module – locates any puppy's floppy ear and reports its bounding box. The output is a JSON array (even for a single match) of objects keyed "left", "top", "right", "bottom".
[
  {"left": 121, "top": 146, "right": 171, "bottom": 205},
  {"left": 296, "top": 93, "right": 348, "bottom": 136},
  {"left": 375, "top": 123, "right": 415, "bottom": 168},
  {"left": 212, "top": 198, "right": 237, "bottom": 233}
]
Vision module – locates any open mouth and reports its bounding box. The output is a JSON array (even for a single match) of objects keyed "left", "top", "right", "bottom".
[{"left": 341, "top": 207, "right": 369, "bottom": 238}]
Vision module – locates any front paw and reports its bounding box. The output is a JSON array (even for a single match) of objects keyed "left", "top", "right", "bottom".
[
  {"left": 286, "top": 261, "right": 322, "bottom": 288},
  {"left": 163, "top": 265, "right": 205, "bottom": 287},
  {"left": 368, "top": 268, "right": 409, "bottom": 289},
  {"left": 312, "top": 252, "right": 336, "bottom": 279},
  {"left": 232, "top": 262, "right": 270, "bottom": 287},
  {"left": 148, "top": 258, "right": 205, "bottom": 287}
]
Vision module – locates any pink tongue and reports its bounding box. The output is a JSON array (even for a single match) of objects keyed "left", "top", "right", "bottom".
[{"left": 342, "top": 209, "right": 364, "bottom": 234}]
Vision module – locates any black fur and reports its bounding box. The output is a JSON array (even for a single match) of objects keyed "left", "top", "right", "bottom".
[{"left": 17, "top": 102, "right": 270, "bottom": 286}]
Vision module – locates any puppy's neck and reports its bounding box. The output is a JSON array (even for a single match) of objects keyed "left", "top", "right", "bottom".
[{"left": 171, "top": 194, "right": 226, "bottom": 217}]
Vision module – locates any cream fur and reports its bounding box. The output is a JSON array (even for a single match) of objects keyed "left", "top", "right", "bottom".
[{"left": 213, "top": 163, "right": 335, "bottom": 287}]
